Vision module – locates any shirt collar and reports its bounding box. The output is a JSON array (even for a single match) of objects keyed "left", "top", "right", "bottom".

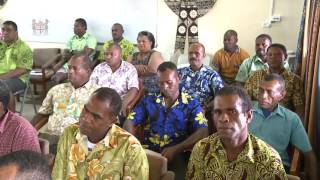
[
  {"left": 4, "top": 38, "right": 21, "bottom": 48},
  {"left": 224, "top": 45, "right": 240, "bottom": 54},
  {"left": 214, "top": 134, "right": 255, "bottom": 163},
  {"left": 155, "top": 91, "right": 190, "bottom": 108},
  {"left": 74, "top": 32, "right": 89, "bottom": 39},
  {"left": 253, "top": 101, "right": 284, "bottom": 118},
  {"left": 0, "top": 111, "right": 11, "bottom": 133}
]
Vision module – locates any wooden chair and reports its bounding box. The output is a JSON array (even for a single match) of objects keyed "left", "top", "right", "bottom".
[
  {"left": 145, "top": 149, "right": 175, "bottom": 180},
  {"left": 125, "top": 79, "right": 145, "bottom": 116},
  {"left": 29, "top": 48, "right": 63, "bottom": 94}
]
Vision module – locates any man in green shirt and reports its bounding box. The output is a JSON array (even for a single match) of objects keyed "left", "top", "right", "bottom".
[
  {"left": 98, "top": 23, "right": 135, "bottom": 61},
  {"left": 52, "top": 18, "right": 97, "bottom": 83},
  {"left": 0, "top": 21, "right": 33, "bottom": 93}
]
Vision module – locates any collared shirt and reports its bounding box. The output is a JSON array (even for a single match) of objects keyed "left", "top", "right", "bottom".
[
  {"left": 178, "top": 65, "right": 224, "bottom": 106},
  {"left": 212, "top": 47, "right": 250, "bottom": 82},
  {"left": 98, "top": 38, "right": 135, "bottom": 61},
  {"left": 89, "top": 61, "right": 139, "bottom": 97},
  {"left": 65, "top": 32, "right": 97, "bottom": 59},
  {"left": 186, "top": 133, "right": 287, "bottom": 180},
  {"left": 38, "top": 82, "right": 98, "bottom": 135},
  {"left": 52, "top": 124, "right": 149, "bottom": 180},
  {"left": 249, "top": 102, "right": 312, "bottom": 166},
  {"left": 127, "top": 92, "right": 207, "bottom": 153},
  {"left": 0, "top": 111, "right": 40, "bottom": 156},
  {"left": 236, "top": 54, "right": 291, "bottom": 83},
  {"left": 244, "top": 69, "right": 304, "bottom": 111},
  {"left": 0, "top": 39, "right": 33, "bottom": 83}
]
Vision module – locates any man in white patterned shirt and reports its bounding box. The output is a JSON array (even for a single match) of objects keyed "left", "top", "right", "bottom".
[{"left": 89, "top": 43, "right": 139, "bottom": 117}]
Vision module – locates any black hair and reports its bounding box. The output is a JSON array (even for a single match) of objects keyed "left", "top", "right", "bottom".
[
  {"left": 0, "top": 150, "right": 51, "bottom": 180},
  {"left": 263, "top": 73, "right": 286, "bottom": 91},
  {"left": 256, "top": 34, "right": 272, "bottom": 43},
  {"left": 0, "top": 80, "right": 10, "bottom": 110},
  {"left": 70, "top": 52, "right": 91, "bottom": 70},
  {"left": 157, "top": 61, "right": 177, "bottom": 73},
  {"left": 112, "top": 23, "right": 124, "bottom": 31},
  {"left": 3, "top": 20, "right": 18, "bottom": 31},
  {"left": 267, "top": 43, "right": 287, "bottom": 55},
  {"left": 138, "top": 31, "right": 155, "bottom": 49},
  {"left": 215, "top": 86, "right": 252, "bottom": 113},
  {"left": 75, "top": 18, "right": 87, "bottom": 29},
  {"left": 224, "top": 29, "right": 237, "bottom": 37},
  {"left": 92, "top": 87, "right": 122, "bottom": 116}
]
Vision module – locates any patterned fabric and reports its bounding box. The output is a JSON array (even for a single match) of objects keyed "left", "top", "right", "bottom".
[
  {"left": 178, "top": 65, "right": 224, "bottom": 106},
  {"left": 212, "top": 47, "right": 250, "bottom": 83},
  {"left": 0, "top": 111, "right": 40, "bottom": 156},
  {"left": 186, "top": 133, "right": 287, "bottom": 180},
  {"left": 89, "top": 61, "right": 139, "bottom": 97},
  {"left": 0, "top": 39, "right": 33, "bottom": 83},
  {"left": 249, "top": 102, "right": 312, "bottom": 167},
  {"left": 98, "top": 38, "right": 135, "bottom": 61},
  {"left": 127, "top": 92, "right": 207, "bottom": 152},
  {"left": 165, "top": 0, "right": 217, "bottom": 53},
  {"left": 38, "top": 82, "right": 98, "bottom": 135},
  {"left": 65, "top": 32, "right": 97, "bottom": 59},
  {"left": 52, "top": 124, "right": 149, "bottom": 180},
  {"left": 235, "top": 54, "right": 291, "bottom": 83},
  {"left": 131, "top": 50, "right": 159, "bottom": 93},
  {"left": 244, "top": 69, "right": 305, "bottom": 111}
]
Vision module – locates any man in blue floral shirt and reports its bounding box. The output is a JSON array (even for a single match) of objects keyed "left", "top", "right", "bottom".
[
  {"left": 178, "top": 43, "right": 224, "bottom": 109},
  {"left": 125, "top": 62, "right": 208, "bottom": 179}
]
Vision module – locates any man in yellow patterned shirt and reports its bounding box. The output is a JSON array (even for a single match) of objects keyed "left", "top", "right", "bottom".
[
  {"left": 98, "top": 23, "right": 135, "bottom": 61},
  {"left": 31, "top": 53, "right": 98, "bottom": 153},
  {"left": 244, "top": 43, "right": 305, "bottom": 120},
  {"left": 52, "top": 87, "right": 149, "bottom": 180},
  {"left": 186, "top": 86, "right": 287, "bottom": 180}
]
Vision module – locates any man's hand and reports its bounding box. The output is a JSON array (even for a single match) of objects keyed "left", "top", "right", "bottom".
[{"left": 161, "top": 144, "right": 182, "bottom": 162}]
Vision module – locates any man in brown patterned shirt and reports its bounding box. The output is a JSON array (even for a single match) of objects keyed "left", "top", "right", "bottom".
[
  {"left": 186, "top": 86, "right": 287, "bottom": 180},
  {"left": 244, "top": 43, "right": 305, "bottom": 120}
]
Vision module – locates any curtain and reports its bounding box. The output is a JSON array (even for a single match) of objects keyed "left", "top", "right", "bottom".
[{"left": 295, "top": 0, "right": 320, "bottom": 156}]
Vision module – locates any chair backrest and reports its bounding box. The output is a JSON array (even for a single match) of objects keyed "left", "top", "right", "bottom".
[
  {"left": 33, "top": 48, "right": 61, "bottom": 68},
  {"left": 145, "top": 149, "right": 174, "bottom": 180}
]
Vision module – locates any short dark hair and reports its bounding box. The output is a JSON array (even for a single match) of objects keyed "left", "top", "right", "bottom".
[
  {"left": 224, "top": 29, "right": 237, "bottom": 37},
  {"left": 108, "top": 43, "right": 122, "bottom": 52},
  {"left": 263, "top": 73, "right": 286, "bottom": 91},
  {"left": 0, "top": 80, "right": 11, "bottom": 110},
  {"left": 112, "top": 23, "right": 123, "bottom": 31},
  {"left": 138, "top": 31, "right": 155, "bottom": 49},
  {"left": 92, "top": 87, "right": 122, "bottom": 116},
  {"left": 0, "top": 150, "right": 51, "bottom": 180},
  {"left": 3, "top": 20, "right": 18, "bottom": 31},
  {"left": 256, "top": 34, "right": 272, "bottom": 43},
  {"left": 215, "top": 86, "right": 252, "bottom": 113},
  {"left": 75, "top": 18, "right": 87, "bottom": 29},
  {"left": 70, "top": 52, "right": 91, "bottom": 70},
  {"left": 157, "top": 61, "right": 177, "bottom": 73},
  {"left": 267, "top": 43, "right": 287, "bottom": 55}
]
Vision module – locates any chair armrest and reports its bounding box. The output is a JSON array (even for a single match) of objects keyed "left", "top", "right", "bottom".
[
  {"left": 162, "top": 171, "right": 175, "bottom": 180},
  {"left": 126, "top": 81, "right": 144, "bottom": 116},
  {"left": 290, "top": 148, "right": 301, "bottom": 176},
  {"left": 33, "top": 118, "right": 49, "bottom": 131},
  {"left": 52, "top": 55, "right": 66, "bottom": 72}
]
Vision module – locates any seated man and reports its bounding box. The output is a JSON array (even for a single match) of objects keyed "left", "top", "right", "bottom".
[
  {"left": 52, "top": 87, "right": 149, "bottom": 180},
  {"left": 178, "top": 42, "right": 224, "bottom": 109},
  {"left": 125, "top": 62, "right": 208, "bottom": 179},
  {"left": 0, "top": 150, "right": 51, "bottom": 180},
  {"left": 186, "top": 86, "right": 287, "bottom": 179},
  {"left": 0, "top": 21, "right": 33, "bottom": 93},
  {"left": 211, "top": 29, "right": 249, "bottom": 84},
  {"left": 236, "top": 34, "right": 291, "bottom": 85},
  {"left": 98, "top": 23, "right": 135, "bottom": 61},
  {"left": 89, "top": 43, "right": 139, "bottom": 116},
  {"left": 0, "top": 81, "right": 40, "bottom": 156},
  {"left": 53, "top": 18, "right": 97, "bottom": 83},
  {"left": 31, "top": 53, "right": 97, "bottom": 151},
  {"left": 245, "top": 43, "right": 305, "bottom": 120},
  {"left": 249, "top": 74, "right": 318, "bottom": 180}
]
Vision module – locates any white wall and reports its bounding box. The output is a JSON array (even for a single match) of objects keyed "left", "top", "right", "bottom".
[{"left": 0, "top": 0, "right": 304, "bottom": 61}]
